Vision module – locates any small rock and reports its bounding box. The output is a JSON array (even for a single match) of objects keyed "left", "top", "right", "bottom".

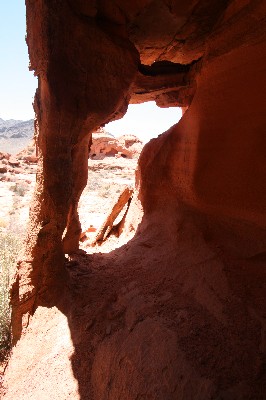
[
  {"left": 87, "top": 225, "right": 96, "bottom": 233},
  {"left": 24, "top": 155, "right": 38, "bottom": 164},
  {"left": 0, "top": 176, "right": 9, "bottom": 181},
  {"left": 0, "top": 151, "right": 11, "bottom": 160},
  {"left": 8, "top": 158, "right": 20, "bottom": 167},
  {"left": 0, "top": 166, "right": 7, "bottom": 173}
]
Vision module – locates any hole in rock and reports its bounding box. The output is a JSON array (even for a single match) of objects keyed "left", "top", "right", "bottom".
[
  {"left": 78, "top": 102, "right": 181, "bottom": 250},
  {"left": 107, "top": 101, "right": 182, "bottom": 143}
]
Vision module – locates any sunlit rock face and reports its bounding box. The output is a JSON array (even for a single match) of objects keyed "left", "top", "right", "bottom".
[
  {"left": 5, "top": 1, "right": 266, "bottom": 399},
  {"left": 89, "top": 131, "right": 143, "bottom": 159}
]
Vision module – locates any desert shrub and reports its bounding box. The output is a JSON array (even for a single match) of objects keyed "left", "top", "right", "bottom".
[
  {"left": 9, "top": 182, "right": 27, "bottom": 197},
  {"left": 98, "top": 183, "right": 112, "bottom": 198},
  {"left": 0, "top": 232, "right": 20, "bottom": 361}
]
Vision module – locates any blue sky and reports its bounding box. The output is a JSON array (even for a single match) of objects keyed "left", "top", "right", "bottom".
[
  {"left": 0, "top": 1, "right": 181, "bottom": 141},
  {"left": 0, "top": 1, "right": 37, "bottom": 120}
]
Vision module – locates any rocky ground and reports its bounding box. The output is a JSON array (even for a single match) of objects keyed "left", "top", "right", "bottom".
[
  {"left": 0, "top": 147, "right": 37, "bottom": 238},
  {"left": 1, "top": 133, "right": 266, "bottom": 398},
  {"left": 0, "top": 131, "right": 141, "bottom": 241},
  {"left": 79, "top": 158, "right": 137, "bottom": 246},
  {"left": 0, "top": 145, "right": 141, "bottom": 392},
  {"left": 0, "top": 155, "right": 138, "bottom": 243}
]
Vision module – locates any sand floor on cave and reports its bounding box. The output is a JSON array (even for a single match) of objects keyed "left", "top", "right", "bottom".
[{"left": 2, "top": 156, "right": 266, "bottom": 399}]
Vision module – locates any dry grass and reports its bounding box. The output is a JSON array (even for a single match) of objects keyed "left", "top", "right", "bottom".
[
  {"left": 0, "top": 232, "right": 20, "bottom": 362},
  {"left": 9, "top": 182, "right": 27, "bottom": 197}
]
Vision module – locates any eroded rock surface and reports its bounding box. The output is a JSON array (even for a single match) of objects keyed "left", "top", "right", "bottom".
[
  {"left": 3, "top": 1, "right": 266, "bottom": 399},
  {"left": 89, "top": 130, "right": 143, "bottom": 160}
]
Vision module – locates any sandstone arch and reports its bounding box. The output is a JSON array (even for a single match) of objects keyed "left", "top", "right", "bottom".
[{"left": 4, "top": 1, "right": 266, "bottom": 399}]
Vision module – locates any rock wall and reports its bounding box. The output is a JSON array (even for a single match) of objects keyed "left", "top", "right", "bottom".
[
  {"left": 11, "top": 0, "right": 139, "bottom": 340},
  {"left": 139, "top": 36, "right": 266, "bottom": 231},
  {"left": 4, "top": 0, "right": 266, "bottom": 399}
]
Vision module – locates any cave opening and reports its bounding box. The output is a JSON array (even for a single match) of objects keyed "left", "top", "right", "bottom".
[
  {"left": 77, "top": 102, "right": 182, "bottom": 250},
  {"left": 5, "top": 2, "right": 266, "bottom": 398},
  {"left": 106, "top": 101, "right": 182, "bottom": 143}
]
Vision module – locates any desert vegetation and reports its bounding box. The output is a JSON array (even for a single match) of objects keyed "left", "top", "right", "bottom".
[
  {"left": 0, "top": 232, "right": 20, "bottom": 362},
  {"left": 0, "top": 145, "right": 36, "bottom": 366}
]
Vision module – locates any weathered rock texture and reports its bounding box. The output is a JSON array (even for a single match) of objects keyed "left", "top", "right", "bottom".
[
  {"left": 89, "top": 131, "right": 143, "bottom": 159},
  {"left": 3, "top": 0, "right": 266, "bottom": 399}
]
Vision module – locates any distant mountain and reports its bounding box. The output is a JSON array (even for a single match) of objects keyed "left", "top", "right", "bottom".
[
  {"left": 0, "top": 118, "right": 34, "bottom": 154},
  {"left": 0, "top": 118, "right": 34, "bottom": 139}
]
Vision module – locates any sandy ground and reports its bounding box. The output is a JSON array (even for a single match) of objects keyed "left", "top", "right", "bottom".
[
  {"left": 0, "top": 166, "right": 36, "bottom": 237},
  {"left": 0, "top": 155, "right": 139, "bottom": 380},
  {"left": 1, "top": 155, "right": 266, "bottom": 399},
  {"left": 79, "top": 158, "right": 137, "bottom": 234},
  {"left": 0, "top": 157, "right": 137, "bottom": 239}
]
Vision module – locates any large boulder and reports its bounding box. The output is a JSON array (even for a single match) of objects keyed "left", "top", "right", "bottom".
[{"left": 89, "top": 131, "right": 143, "bottom": 159}]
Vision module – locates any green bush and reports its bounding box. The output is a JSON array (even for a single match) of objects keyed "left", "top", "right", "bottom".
[{"left": 0, "top": 232, "right": 20, "bottom": 362}]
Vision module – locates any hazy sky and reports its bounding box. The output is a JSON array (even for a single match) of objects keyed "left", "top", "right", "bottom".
[
  {"left": 0, "top": 1, "right": 37, "bottom": 120},
  {"left": 107, "top": 103, "right": 181, "bottom": 143},
  {"left": 0, "top": 1, "right": 181, "bottom": 141}
]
